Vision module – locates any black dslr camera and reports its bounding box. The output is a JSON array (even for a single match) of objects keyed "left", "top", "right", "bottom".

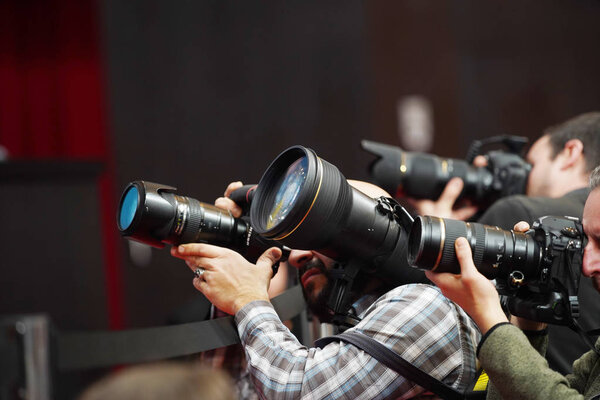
[
  {"left": 408, "top": 215, "right": 586, "bottom": 325},
  {"left": 362, "top": 135, "right": 531, "bottom": 206},
  {"left": 116, "top": 180, "right": 289, "bottom": 265}
]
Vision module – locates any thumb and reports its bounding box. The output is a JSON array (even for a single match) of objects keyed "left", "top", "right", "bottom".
[
  {"left": 256, "top": 247, "right": 282, "bottom": 274},
  {"left": 454, "top": 237, "right": 477, "bottom": 276}
]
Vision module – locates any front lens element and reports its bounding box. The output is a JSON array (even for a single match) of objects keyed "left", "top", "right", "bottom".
[
  {"left": 267, "top": 156, "right": 308, "bottom": 229},
  {"left": 119, "top": 186, "right": 139, "bottom": 230}
]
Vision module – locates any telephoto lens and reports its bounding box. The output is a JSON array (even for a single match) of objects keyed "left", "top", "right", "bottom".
[
  {"left": 117, "top": 181, "right": 287, "bottom": 263},
  {"left": 408, "top": 216, "right": 541, "bottom": 281},
  {"left": 249, "top": 145, "right": 426, "bottom": 286},
  {"left": 408, "top": 215, "right": 587, "bottom": 324},
  {"left": 361, "top": 139, "right": 531, "bottom": 204}
]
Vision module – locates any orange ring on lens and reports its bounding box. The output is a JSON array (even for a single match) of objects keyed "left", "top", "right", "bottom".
[
  {"left": 274, "top": 157, "right": 323, "bottom": 241},
  {"left": 431, "top": 217, "right": 446, "bottom": 271}
]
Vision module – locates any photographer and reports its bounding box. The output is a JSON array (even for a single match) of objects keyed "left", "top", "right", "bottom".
[
  {"left": 426, "top": 165, "right": 600, "bottom": 400},
  {"left": 415, "top": 111, "right": 600, "bottom": 373},
  {"left": 171, "top": 180, "right": 481, "bottom": 400}
]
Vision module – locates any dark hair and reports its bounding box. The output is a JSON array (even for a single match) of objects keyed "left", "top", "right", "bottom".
[
  {"left": 590, "top": 165, "right": 600, "bottom": 190},
  {"left": 545, "top": 112, "right": 600, "bottom": 173}
]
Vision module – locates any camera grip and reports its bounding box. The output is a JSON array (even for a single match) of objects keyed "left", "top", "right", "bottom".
[
  {"left": 228, "top": 184, "right": 257, "bottom": 215},
  {"left": 507, "top": 291, "right": 574, "bottom": 326}
]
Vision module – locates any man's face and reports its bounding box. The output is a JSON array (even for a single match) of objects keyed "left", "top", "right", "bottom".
[
  {"left": 582, "top": 188, "right": 600, "bottom": 292},
  {"left": 287, "top": 249, "right": 337, "bottom": 321},
  {"left": 526, "top": 135, "right": 560, "bottom": 197}
]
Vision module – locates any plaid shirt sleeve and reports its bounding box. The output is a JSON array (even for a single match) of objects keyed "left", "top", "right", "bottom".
[{"left": 234, "top": 284, "right": 481, "bottom": 400}]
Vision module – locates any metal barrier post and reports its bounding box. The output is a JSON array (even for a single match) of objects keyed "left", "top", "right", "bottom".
[{"left": 0, "top": 315, "right": 52, "bottom": 400}]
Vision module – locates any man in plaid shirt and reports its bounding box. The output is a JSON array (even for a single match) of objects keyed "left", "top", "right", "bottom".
[{"left": 172, "top": 181, "right": 481, "bottom": 399}]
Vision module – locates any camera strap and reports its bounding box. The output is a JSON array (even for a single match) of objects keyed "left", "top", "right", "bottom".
[
  {"left": 327, "top": 261, "right": 362, "bottom": 327},
  {"left": 315, "top": 331, "right": 486, "bottom": 400},
  {"left": 56, "top": 285, "right": 306, "bottom": 371}
]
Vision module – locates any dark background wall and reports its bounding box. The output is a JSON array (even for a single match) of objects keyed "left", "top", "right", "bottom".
[
  {"left": 100, "top": 0, "right": 373, "bottom": 327},
  {"left": 2, "top": 0, "right": 600, "bottom": 332}
]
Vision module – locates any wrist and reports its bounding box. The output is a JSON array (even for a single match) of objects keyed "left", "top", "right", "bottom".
[
  {"left": 474, "top": 307, "right": 509, "bottom": 335},
  {"left": 233, "top": 294, "right": 269, "bottom": 314},
  {"left": 510, "top": 315, "right": 547, "bottom": 331}
]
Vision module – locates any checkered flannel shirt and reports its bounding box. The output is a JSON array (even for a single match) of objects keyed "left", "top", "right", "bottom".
[{"left": 235, "top": 283, "right": 481, "bottom": 400}]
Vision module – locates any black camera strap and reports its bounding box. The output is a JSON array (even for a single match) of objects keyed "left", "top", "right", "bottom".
[
  {"left": 315, "top": 331, "right": 486, "bottom": 400},
  {"left": 57, "top": 285, "right": 306, "bottom": 371}
]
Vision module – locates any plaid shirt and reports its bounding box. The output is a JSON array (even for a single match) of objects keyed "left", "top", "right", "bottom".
[{"left": 235, "top": 283, "right": 481, "bottom": 400}]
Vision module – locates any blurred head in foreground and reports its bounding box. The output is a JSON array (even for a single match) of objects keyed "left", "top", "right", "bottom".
[{"left": 78, "top": 362, "right": 235, "bottom": 400}]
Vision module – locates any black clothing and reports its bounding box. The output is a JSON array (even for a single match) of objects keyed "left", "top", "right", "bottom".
[
  {"left": 477, "top": 188, "right": 590, "bottom": 229},
  {"left": 477, "top": 187, "right": 600, "bottom": 375}
]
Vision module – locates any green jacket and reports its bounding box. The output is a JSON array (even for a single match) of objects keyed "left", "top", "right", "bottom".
[{"left": 479, "top": 323, "right": 600, "bottom": 400}]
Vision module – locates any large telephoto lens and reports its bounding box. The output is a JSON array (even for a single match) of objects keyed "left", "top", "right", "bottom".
[
  {"left": 361, "top": 140, "right": 530, "bottom": 203},
  {"left": 117, "top": 181, "right": 284, "bottom": 262},
  {"left": 250, "top": 146, "right": 425, "bottom": 285},
  {"left": 362, "top": 140, "right": 493, "bottom": 200},
  {"left": 408, "top": 216, "right": 541, "bottom": 281}
]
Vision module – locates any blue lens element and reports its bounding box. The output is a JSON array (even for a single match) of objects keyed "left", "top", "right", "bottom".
[
  {"left": 267, "top": 156, "right": 308, "bottom": 229},
  {"left": 119, "top": 186, "right": 139, "bottom": 230}
]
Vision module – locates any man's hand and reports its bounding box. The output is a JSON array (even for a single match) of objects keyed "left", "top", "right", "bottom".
[
  {"left": 214, "top": 181, "right": 244, "bottom": 217},
  {"left": 408, "top": 177, "right": 479, "bottom": 220},
  {"left": 426, "top": 237, "right": 508, "bottom": 334},
  {"left": 170, "top": 243, "right": 282, "bottom": 315},
  {"left": 407, "top": 155, "right": 488, "bottom": 220}
]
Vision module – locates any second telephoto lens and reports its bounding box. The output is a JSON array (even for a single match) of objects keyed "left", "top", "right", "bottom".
[{"left": 408, "top": 216, "right": 541, "bottom": 280}]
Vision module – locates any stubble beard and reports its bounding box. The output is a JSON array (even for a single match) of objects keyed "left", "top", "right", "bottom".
[{"left": 299, "top": 258, "right": 335, "bottom": 323}]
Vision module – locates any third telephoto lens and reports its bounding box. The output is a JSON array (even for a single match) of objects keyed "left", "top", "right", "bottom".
[{"left": 408, "top": 216, "right": 541, "bottom": 280}]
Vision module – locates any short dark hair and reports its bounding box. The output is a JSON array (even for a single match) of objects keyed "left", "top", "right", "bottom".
[
  {"left": 590, "top": 165, "right": 600, "bottom": 190},
  {"left": 545, "top": 112, "right": 600, "bottom": 173}
]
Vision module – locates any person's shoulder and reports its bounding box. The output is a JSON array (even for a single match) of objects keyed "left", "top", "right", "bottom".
[
  {"left": 484, "top": 194, "right": 531, "bottom": 213},
  {"left": 482, "top": 188, "right": 589, "bottom": 222},
  {"left": 383, "top": 282, "right": 441, "bottom": 296},
  {"left": 374, "top": 283, "right": 448, "bottom": 308},
  {"left": 478, "top": 194, "right": 552, "bottom": 228},
  {"left": 358, "top": 284, "right": 478, "bottom": 341}
]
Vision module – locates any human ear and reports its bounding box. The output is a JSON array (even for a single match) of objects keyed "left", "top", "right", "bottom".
[{"left": 559, "top": 139, "right": 584, "bottom": 170}]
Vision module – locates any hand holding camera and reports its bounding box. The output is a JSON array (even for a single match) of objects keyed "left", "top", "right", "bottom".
[
  {"left": 420, "top": 215, "right": 586, "bottom": 328},
  {"left": 425, "top": 236, "right": 509, "bottom": 334},
  {"left": 214, "top": 181, "right": 245, "bottom": 218},
  {"left": 170, "top": 243, "right": 281, "bottom": 315}
]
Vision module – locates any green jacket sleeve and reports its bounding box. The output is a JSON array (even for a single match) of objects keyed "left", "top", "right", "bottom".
[
  {"left": 567, "top": 343, "right": 600, "bottom": 394},
  {"left": 480, "top": 324, "right": 584, "bottom": 400}
]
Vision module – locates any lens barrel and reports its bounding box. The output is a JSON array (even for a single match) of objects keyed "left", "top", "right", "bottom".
[
  {"left": 250, "top": 146, "right": 425, "bottom": 285},
  {"left": 117, "top": 181, "right": 283, "bottom": 263},
  {"left": 408, "top": 216, "right": 541, "bottom": 280},
  {"left": 361, "top": 140, "right": 530, "bottom": 203}
]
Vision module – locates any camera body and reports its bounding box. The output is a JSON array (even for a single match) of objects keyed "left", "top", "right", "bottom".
[
  {"left": 361, "top": 135, "right": 531, "bottom": 205},
  {"left": 409, "top": 215, "right": 586, "bottom": 325},
  {"left": 506, "top": 216, "right": 586, "bottom": 324}
]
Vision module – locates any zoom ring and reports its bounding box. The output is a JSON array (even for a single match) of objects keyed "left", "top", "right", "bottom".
[
  {"left": 439, "top": 219, "right": 466, "bottom": 270},
  {"left": 180, "top": 197, "right": 204, "bottom": 244},
  {"left": 471, "top": 223, "right": 486, "bottom": 266}
]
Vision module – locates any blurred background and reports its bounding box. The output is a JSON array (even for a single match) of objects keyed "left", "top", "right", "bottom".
[{"left": 2, "top": 0, "right": 600, "bottom": 343}]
